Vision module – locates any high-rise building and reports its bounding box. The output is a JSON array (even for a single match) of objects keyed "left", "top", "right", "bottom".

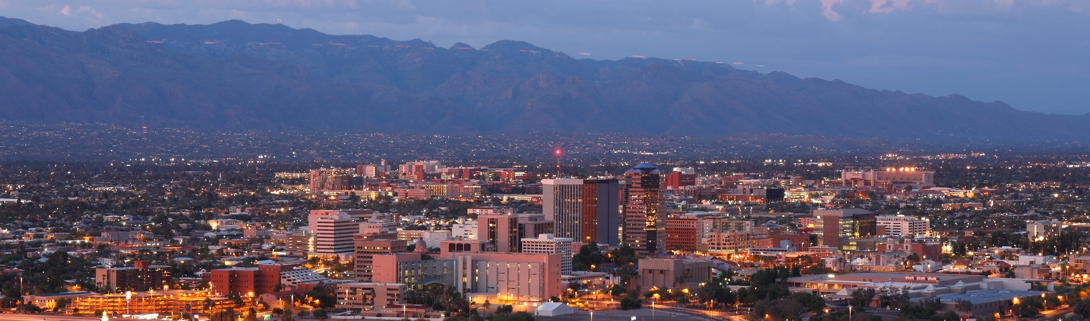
[
  {"left": 286, "top": 234, "right": 315, "bottom": 256},
  {"left": 452, "top": 221, "right": 478, "bottom": 240},
  {"left": 622, "top": 163, "right": 666, "bottom": 255},
  {"left": 664, "top": 168, "right": 696, "bottom": 190},
  {"left": 876, "top": 215, "right": 931, "bottom": 237},
  {"left": 665, "top": 214, "right": 700, "bottom": 252},
  {"left": 813, "top": 209, "right": 877, "bottom": 249},
  {"left": 521, "top": 234, "right": 574, "bottom": 275},
  {"left": 542, "top": 178, "right": 621, "bottom": 245},
  {"left": 1027, "top": 220, "right": 1062, "bottom": 242},
  {"left": 312, "top": 213, "right": 359, "bottom": 256},
  {"left": 477, "top": 213, "right": 553, "bottom": 253},
  {"left": 354, "top": 238, "right": 408, "bottom": 282},
  {"left": 309, "top": 168, "right": 354, "bottom": 192}
]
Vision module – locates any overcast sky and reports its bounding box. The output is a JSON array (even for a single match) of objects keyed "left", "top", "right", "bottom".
[{"left": 2, "top": 0, "right": 1087, "bottom": 114}]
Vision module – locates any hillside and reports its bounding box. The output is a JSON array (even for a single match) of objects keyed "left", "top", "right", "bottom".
[{"left": 0, "top": 18, "right": 1086, "bottom": 142}]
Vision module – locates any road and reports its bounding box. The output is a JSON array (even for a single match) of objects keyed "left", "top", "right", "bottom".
[
  {"left": 536, "top": 307, "right": 741, "bottom": 321},
  {"left": 0, "top": 314, "right": 102, "bottom": 321}
]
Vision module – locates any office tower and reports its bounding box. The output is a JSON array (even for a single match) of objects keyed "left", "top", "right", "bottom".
[
  {"left": 312, "top": 213, "right": 359, "bottom": 256},
  {"left": 876, "top": 215, "right": 931, "bottom": 237},
  {"left": 542, "top": 178, "right": 620, "bottom": 245},
  {"left": 813, "top": 209, "right": 877, "bottom": 249},
  {"left": 477, "top": 213, "right": 553, "bottom": 253},
  {"left": 353, "top": 238, "right": 408, "bottom": 282},
  {"left": 622, "top": 163, "right": 666, "bottom": 255}
]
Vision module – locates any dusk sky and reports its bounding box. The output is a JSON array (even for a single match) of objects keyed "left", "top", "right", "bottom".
[{"left": 2, "top": 0, "right": 1087, "bottom": 114}]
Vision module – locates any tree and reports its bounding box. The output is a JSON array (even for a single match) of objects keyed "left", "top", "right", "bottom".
[
  {"left": 572, "top": 242, "right": 605, "bottom": 271},
  {"left": 620, "top": 290, "right": 643, "bottom": 310},
  {"left": 850, "top": 288, "right": 876, "bottom": 310},
  {"left": 1074, "top": 299, "right": 1090, "bottom": 318},
  {"left": 955, "top": 299, "right": 974, "bottom": 315}
]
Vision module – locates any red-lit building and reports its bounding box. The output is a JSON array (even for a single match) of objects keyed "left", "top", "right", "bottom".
[
  {"left": 665, "top": 171, "right": 696, "bottom": 190},
  {"left": 95, "top": 260, "right": 171, "bottom": 292},
  {"left": 210, "top": 264, "right": 292, "bottom": 296},
  {"left": 665, "top": 214, "right": 700, "bottom": 252}
]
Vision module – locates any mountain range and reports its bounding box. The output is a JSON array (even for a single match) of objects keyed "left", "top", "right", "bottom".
[{"left": 0, "top": 16, "right": 1087, "bottom": 143}]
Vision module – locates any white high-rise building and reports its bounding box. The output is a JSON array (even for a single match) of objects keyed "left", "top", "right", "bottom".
[
  {"left": 521, "top": 234, "right": 574, "bottom": 275},
  {"left": 876, "top": 215, "right": 930, "bottom": 237},
  {"left": 452, "top": 221, "right": 478, "bottom": 240},
  {"left": 312, "top": 213, "right": 359, "bottom": 255}
]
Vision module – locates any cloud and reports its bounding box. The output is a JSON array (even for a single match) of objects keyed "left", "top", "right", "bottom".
[
  {"left": 868, "top": 0, "right": 912, "bottom": 13},
  {"left": 994, "top": 0, "right": 1015, "bottom": 9},
  {"left": 820, "top": 0, "right": 844, "bottom": 21}
]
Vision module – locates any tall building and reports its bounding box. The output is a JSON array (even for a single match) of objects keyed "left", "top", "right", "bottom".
[
  {"left": 665, "top": 214, "right": 700, "bottom": 252},
  {"left": 521, "top": 234, "right": 574, "bottom": 275},
  {"left": 286, "top": 234, "right": 315, "bottom": 256},
  {"left": 542, "top": 178, "right": 621, "bottom": 245},
  {"left": 477, "top": 213, "right": 553, "bottom": 253},
  {"left": 623, "top": 163, "right": 666, "bottom": 255},
  {"left": 1027, "top": 220, "right": 1062, "bottom": 242},
  {"left": 309, "top": 168, "right": 354, "bottom": 192},
  {"left": 448, "top": 252, "right": 563, "bottom": 302},
  {"left": 452, "top": 221, "right": 478, "bottom": 240},
  {"left": 664, "top": 168, "right": 696, "bottom": 190},
  {"left": 354, "top": 238, "right": 408, "bottom": 282},
  {"left": 876, "top": 215, "right": 931, "bottom": 237},
  {"left": 813, "top": 209, "right": 877, "bottom": 249},
  {"left": 95, "top": 261, "right": 171, "bottom": 292},
  {"left": 312, "top": 213, "right": 359, "bottom": 256}
]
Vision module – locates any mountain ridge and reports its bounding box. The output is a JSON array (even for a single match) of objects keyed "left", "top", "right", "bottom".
[{"left": 0, "top": 17, "right": 1087, "bottom": 143}]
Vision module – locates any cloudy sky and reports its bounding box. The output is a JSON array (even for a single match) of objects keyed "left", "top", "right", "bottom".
[{"left": 2, "top": 0, "right": 1087, "bottom": 114}]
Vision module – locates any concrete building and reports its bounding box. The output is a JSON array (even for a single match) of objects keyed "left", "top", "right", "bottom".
[
  {"left": 354, "top": 238, "right": 408, "bottom": 282},
  {"left": 928, "top": 290, "right": 1047, "bottom": 318},
  {"left": 542, "top": 178, "right": 620, "bottom": 246},
  {"left": 637, "top": 258, "right": 714, "bottom": 290},
  {"left": 285, "top": 234, "right": 314, "bottom": 256},
  {"left": 336, "top": 282, "right": 407, "bottom": 311},
  {"left": 1027, "top": 220, "right": 1062, "bottom": 242},
  {"left": 841, "top": 168, "right": 936, "bottom": 188},
  {"left": 478, "top": 212, "right": 553, "bottom": 253},
  {"left": 210, "top": 264, "right": 292, "bottom": 296},
  {"left": 449, "top": 252, "right": 563, "bottom": 302},
  {"left": 309, "top": 168, "right": 354, "bottom": 192},
  {"left": 623, "top": 163, "right": 666, "bottom": 255},
  {"left": 313, "top": 213, "right": 360, "bottom": 256},
  {"left": 521, "top": 234, "right": 574, "bottom": 275},
  {"left": 452, "top": 220, "right": 478, "bottom": 240},
  {"left": 813, "top": 209, "right": 877, "bottom": 249},
  {"left": 396, "top": 230, "right": 451, "bottom": 249},
  {"left": 665, "top": 214, "right": 700, "bottom": 252},
  {"left": 95, "top": 261, "right": 171, "bottom": 292},
  {"left": 877, "top": 215, "right": 931, "bottom": 237},
  {"left": 372, "top": 253, "right": 459, "bottom": 290},
  {"left": 701, "top": 230, "right": 755, "bottom": 253}
]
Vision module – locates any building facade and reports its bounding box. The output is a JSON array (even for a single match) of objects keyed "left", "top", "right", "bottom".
[
  {"left": 336, "top": 282, "right": 406, "bottom": 310},
  {"left": 622, "top": 163, "right": 666, "bottom": 255},
  {"left": 542, "top": 178, "right": 621, "bottom": 246},
  {"left": 95, "top": 261, "right": 171, "bottom": 292},
  {"left": 354, "top": 238, "right": 408, "bottom": 282},
  {"left": 520, "top": 234, "right": 574, "bottom": 275},
  {"left": 877, "top": 215, "right": 931, "bottom": 237}
]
